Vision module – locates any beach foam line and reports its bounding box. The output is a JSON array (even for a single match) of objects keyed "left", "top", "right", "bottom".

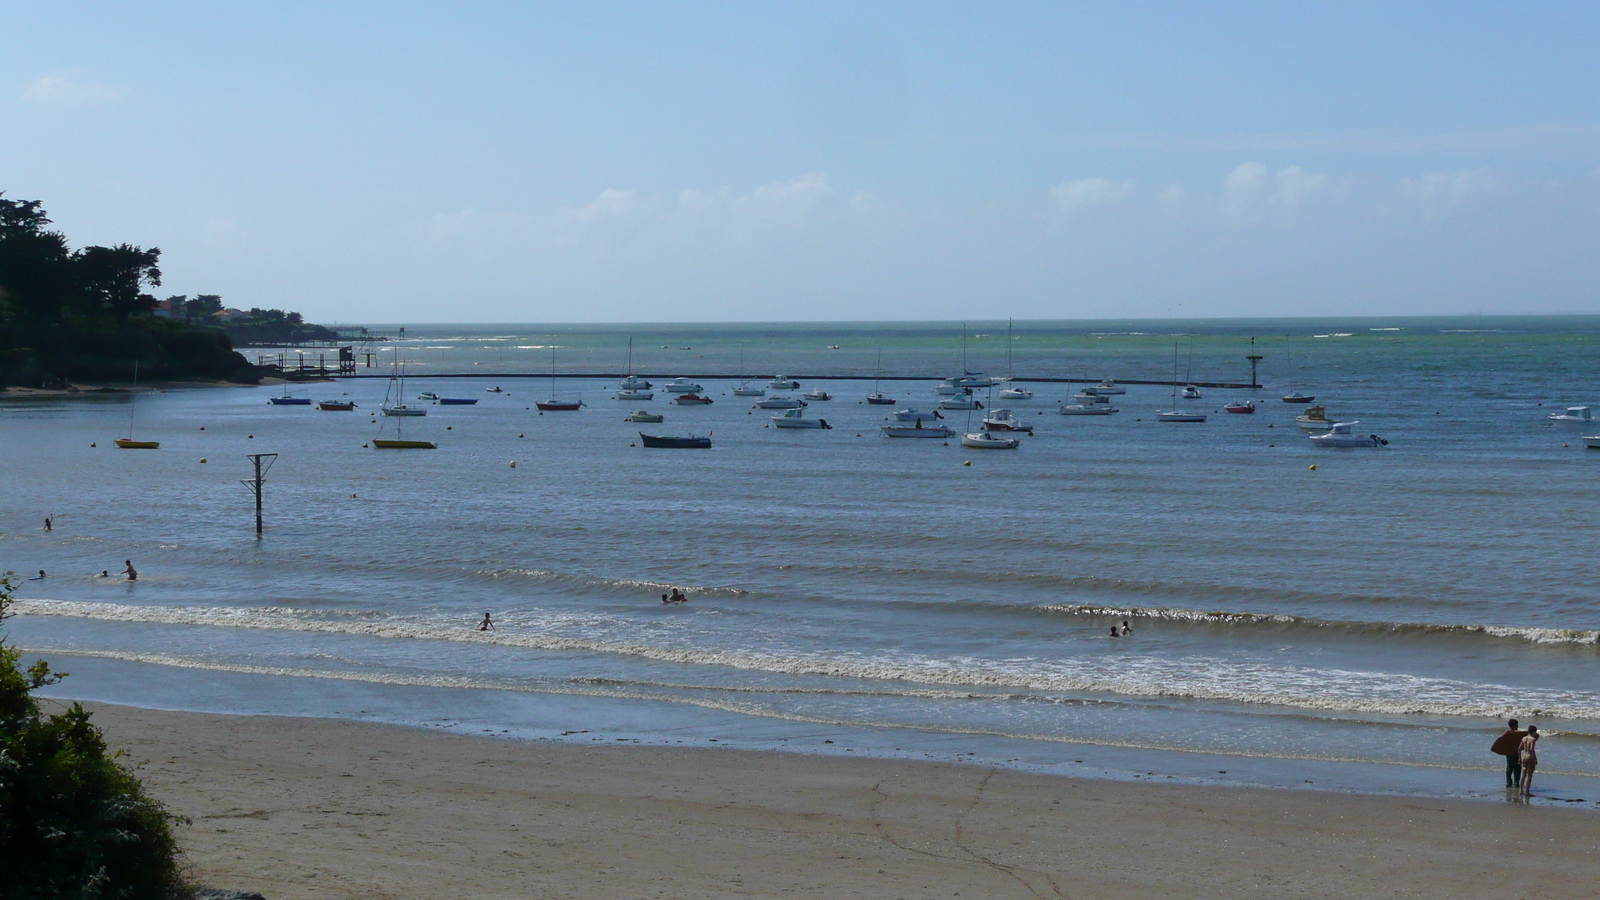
[
  {"left": 33, "top": 645, "right": 1594, "bottom": 777},
  {"left": 15, "top": 599, "right": 1600, "bottom": 721},
  {"left": 475, "top": 567, "right": 749, "bottom": 598},
  {"left": 1035, "top": 603, "right": 1600, "bottom": 646}
]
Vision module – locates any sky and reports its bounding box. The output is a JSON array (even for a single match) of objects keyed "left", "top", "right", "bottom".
[{"left": 3, "top": 2, "right": 1599, "bottom": 323}]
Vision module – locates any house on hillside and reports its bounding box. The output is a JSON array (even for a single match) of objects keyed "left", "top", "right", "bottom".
[
  {"left": 152, "top": 298, "right": 180, "bottom": 319},
  {"left": 211, "top": 308, "right": 247, "bottom": 322}
]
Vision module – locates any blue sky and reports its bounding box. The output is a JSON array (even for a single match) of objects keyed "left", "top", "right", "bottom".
[{"left": 4, "top": 2, "right": 1598, "bottom": 322}]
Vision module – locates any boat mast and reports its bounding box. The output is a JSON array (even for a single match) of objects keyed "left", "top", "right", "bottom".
[{"left": 127, "top": 360, "right": 139, "bottom": 438}]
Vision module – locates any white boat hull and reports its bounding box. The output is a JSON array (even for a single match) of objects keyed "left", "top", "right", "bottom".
[
  {"left": 1158, "top": 411, "right": 1206, "bottom": 423},
  {"left": 615, "top": 390, "right": 654, "bottom": 401},
  {"left": 881, "top": 424, "right": 955, "bottom": 438},
  {"left": 960, "top": 432, "right": 1018, "bottom": 449},
  {"left": 732, "top": 387, "right": 766, "bottom": 396},
  {"left": 1060, "top": 404, "right": 1118, "bottom": 415},
  {"left": 756, "top": 397, "right": 806, "bottom": 409},
  {"left": 384, "top": 406, "right": 427, "bottom": 417}
]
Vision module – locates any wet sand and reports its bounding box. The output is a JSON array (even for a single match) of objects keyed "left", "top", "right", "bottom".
[{"left": 81, "top": 702, "right": 1600, "bottom": 900}]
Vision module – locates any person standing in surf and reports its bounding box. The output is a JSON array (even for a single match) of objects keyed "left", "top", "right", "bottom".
[
  {"left": 122, "top": 560, "right": 137, "bottom": 582},
  {"left": 1519, "top": 726, "right": 1541, "bottom": 798},
  {"left": 1492, "top": 719, "right": 1528, "bottom": 789}
]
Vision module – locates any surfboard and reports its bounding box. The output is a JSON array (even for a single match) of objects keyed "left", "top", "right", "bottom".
[{"left": 1491, "top": 730, "right": 1526, "bottom": 756}]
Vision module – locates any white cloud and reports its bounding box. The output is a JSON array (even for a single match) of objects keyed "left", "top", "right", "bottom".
[
  {"left": 1398, "top": 168, "right": 1497, "bottom": 207},
  {"left": 1048, "top": 177, "right": 1133, "bottom": 216},
  {"left": 23, "top": 71, "right": 123, "bottom": 107},
  {"left": 1221, "top": 161, "right": 1330, "bottom": 222}
]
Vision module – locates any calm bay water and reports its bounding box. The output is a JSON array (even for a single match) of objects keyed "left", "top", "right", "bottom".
[{"left": 6, "top": 317, "right": 1600, "bottom": 804}]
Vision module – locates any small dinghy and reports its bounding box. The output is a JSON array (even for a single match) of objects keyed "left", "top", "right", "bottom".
[
  {"left": 627, "top": 410, "right": 664, "bottom": 423},
  {"left": 1224, "top": 401, "right": 1255, "bottom": 414},
  {"left": 438, "top": 397, "right": 478, "bottom": 405},
  {"left": 673, "top": 393, "right": 714, "bottom": 405}
]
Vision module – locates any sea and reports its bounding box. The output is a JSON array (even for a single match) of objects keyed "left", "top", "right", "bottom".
[{"left": 5, "top": 316, "right": 1600, "bottom": 806}]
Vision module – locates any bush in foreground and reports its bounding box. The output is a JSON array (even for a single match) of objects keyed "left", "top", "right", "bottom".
[{"left": 0, "top": 574, "right": 191, "bottom": 900}]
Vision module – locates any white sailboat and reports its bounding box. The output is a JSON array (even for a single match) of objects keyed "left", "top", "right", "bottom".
[
  {"left": 997, "top": 319, "right": 1032, "bottom": 400},
  {"left": 866, "top": 348, "right": 895, "bottom": 404},
  {"left": 114, "top": 360, "right": 160, "bottom": 449},
  {"left": 617, "top": 337, "right": 652, "bottom": 393},
  {"left": 382, "top": 351, "right": 427, "bottom": 417},
  {"left": 732, "top": 345, "right": 765, "bottom": 396},
  {"left": 1158, "top": 342, "right": 1206, "bottom": 423}
]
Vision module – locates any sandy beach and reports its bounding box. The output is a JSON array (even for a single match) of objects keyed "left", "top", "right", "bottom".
[{"left": 66, "top": 701, "right": 1597, "bottom": 900}]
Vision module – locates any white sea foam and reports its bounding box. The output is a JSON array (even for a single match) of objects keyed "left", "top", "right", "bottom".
[{"left": 16, "top": 600, "right": 1600, "bottom": 721}]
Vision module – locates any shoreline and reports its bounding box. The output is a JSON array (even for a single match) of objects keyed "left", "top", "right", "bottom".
[{"left": 73, "top": 700, "right": 1600, "bottom": 900}]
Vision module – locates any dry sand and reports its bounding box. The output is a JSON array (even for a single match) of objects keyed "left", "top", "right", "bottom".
[{"left": 78, "top": 702, "right": 1598, "bottom": 900}]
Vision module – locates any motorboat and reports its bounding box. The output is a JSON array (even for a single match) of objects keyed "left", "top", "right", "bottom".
[
  {"left": 998, "top": 385, "right": 1033, "bottom": 400},
  {"left": 113, "top": 439, "right": 161, "bottom": 449},
  {"left": 1074, "top": 389, "right": 1108, "bottom": 403},
  {"left": 673, "top": 393, "right": 713, "bottom": 405},
  {"left": 756, "top": 395, "right": 806, "bottom": 409},
  {"left": 268, "top": 396, "right": 311, "bottom": 406},
  {"left": 1157, "top": 411, "right": 1207, "bottom": 423},
  {"left": 935, "top": 377, "right": 966, "bottom": 396},
  {"left": 615, "top": 388, "right": 654, "bottom": 401},
  {"left": 639, "top": 432, "right": 710, "bottom": 449},
  {"left": 1309, "top": 421, "right": 1386, "bottom": 448},
  {"left": 438, "top": 397, "right": 478, "bottom": 405},
  {"left": 619, "top": 374, "right": 653, "bottom": 391},
  {"left": 981, "top": 409, "right": 1034, "bottom": 433},
  {"left": 372, "top": 438, "right": 435, "bottom": 449},
  {"left": 866, "top": 392, "right": 896, "bottom": 405},
  {"left": 957, "top": 374, "right": 996, "bottom": 389},
  {"left": 1549, "top": 406, "right": 1593, "bottom": 424},
  {"left": 1295, "top": 406, "right": 1335, "bottom": 430},
  {"left": 664, "top": 377, "right": 704, "bottom": 393},
  {"left": 771, "top": 408, "right": 831, "bottom": 429},
  {"left": 960, "top": 430, "right": 1019, "bottom": 449},
  {"left": 938, "top": 393, "right": 983, "bottom": 410},
  {"left": 1059, "top": 400, "right": 1118, "bottom": 415},
  {"left": 881, "top": 423, "right": 955, "bottom": 438},
  {"left": 1583, "top": 435, "right": 1600, "bottom": 449},
  {"left": 1224, "top": 401, "right": 1255, "bottom": 414},
  {"left": 319, "top": 400, "right": 357, "bottom": 411},
  {"left": 486, "top": 386, "right": 504, "bottom": 393},
  {"left": 1181, "top": 385, "right": 1202, "bottom": 400},
  {"left": 732, "top": 385, "right": 766, "bottom": 397},
  {"left": 384, "top": 405, "right": 427, "bottom": 417},
  {"left": 1282, "top": 391, "right": 1315, "bottom": 404},
  {"left": 627, "top": 410, "right": 664, "bottom": 423},
  {"left": 536, "top": 399, "right": 584, "bottom": 411},
  {"left": 418, "top": 391, "right": 440, "bottom": 401},
  {"left": 1091, "top": 379, "right": 1125, "bottom": 395},
  {"left": 768, "top": 376, "right": 800, "bottom": 390},
  {"left": 892, "top": 408, "right": 944, "bottom": 424},
  {"left": 802, "top": 389, "right": 832, "bottom": 401}
]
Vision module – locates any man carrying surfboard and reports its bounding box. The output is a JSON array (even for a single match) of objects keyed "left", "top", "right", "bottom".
[{"left": 1491, "top": 719, "right": 1528, "bottom": 788}]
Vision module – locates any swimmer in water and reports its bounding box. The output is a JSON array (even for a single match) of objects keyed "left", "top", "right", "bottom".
[
  {"left": 478, "top": 612, "right": 494, "bottom": 632},
  {"left": 1119, "top": 621, "right": 1133, "bottom": 636},
  {"left": 1109, "top": 626, "right": 1120, "bottom": 638},
  {"left": 29, "top": 570, "right": 45, "bottom": 580}
]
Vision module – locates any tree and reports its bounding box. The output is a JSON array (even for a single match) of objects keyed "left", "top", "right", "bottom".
[
  {"left": 0, "top": 194, "right": 75, "bottom": 321},
  {"left": 74, "top": 243, "right": 162, "bottom": 320},
  {"left": 185, "top": 294, "right": 222, "bottom": 323},
  {"left": 0, "top": 574, "right": 192, "bottom": 899}
]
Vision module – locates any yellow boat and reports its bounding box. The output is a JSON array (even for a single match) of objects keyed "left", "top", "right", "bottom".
[
  {"left": 372, "top": 439, "right": 436, "bottom": 450},
  {"left": 113, "top": 438, "right": 160, "bottom": 450}
]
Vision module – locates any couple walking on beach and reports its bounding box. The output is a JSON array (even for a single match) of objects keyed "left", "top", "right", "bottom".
[{"left": 1493, "top": 719, "right": 1541, "bottom": 797}]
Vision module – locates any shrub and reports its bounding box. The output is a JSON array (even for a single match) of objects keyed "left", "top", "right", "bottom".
[{"left": 0, "top": 574, "right": 192, "bottom": 899}]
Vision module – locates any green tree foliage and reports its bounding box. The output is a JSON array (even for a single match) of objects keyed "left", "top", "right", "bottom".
[
  {"left": 0, "top": 574, "right": 192, "bottom": 899},
  {"left": 0, "top": 194, "right": 259, "bottom": 385}
]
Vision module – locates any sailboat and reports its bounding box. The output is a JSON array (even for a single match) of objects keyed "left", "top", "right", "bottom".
[
  {"left": 537, "top": 346, "right": 583, "bottom": 411},
  {"left": 617, "top": 337, "right": 653, "bottom": 396},
  {"left": 114, "top": 360, "right": 160, "bottom": 449},
  {"left": 997, "top": 319, "right": 1032, "bottom": 400},
  {"left": 268, "top": 379, "right": 311, "bottom": 405},
  {"left": 952, "top": 325, "right": 994, "bottom": 389},
  {"left": 1158, "top": 342, "right": 1206, "bottom": 423},
  {"left": 866, "top": 348, "right": 895, "bottom": 404},
  {"left": 1282, "top": 340, "right": 1314, "bottom": 403},
  {"left": 732, "top": 344, "right": 765, "bottom": 396},
  {"left": 1180, "top": 339, "right": 1201, "bottom": 399},
  {"left": 372, "top": 400, "right": 436, "bottom": 449},
  {"left": 382, "top": 350, "right": 426, "bottom": 417}
]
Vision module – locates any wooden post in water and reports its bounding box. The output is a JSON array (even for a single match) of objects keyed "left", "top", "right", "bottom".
[
  {"left": 241, "top": 453, "right": 278, "bottom": 537},
  {"left": 1246, "top": 337, "right": 1263, "bottom": 389}
]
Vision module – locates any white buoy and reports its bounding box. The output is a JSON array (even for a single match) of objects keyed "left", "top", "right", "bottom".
[
  {"left": 199, "top": 458, "right": 207, "bottom": 464},
  {"left": 509, "top": 460, "right": 516, "bottom": 468}
]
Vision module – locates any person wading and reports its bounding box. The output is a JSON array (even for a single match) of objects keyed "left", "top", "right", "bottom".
[{"left": 1491, "top": 718, "right": 1528, "bottom": 789}]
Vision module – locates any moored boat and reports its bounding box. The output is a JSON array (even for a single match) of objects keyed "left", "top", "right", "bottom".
[
  {"left": 673, "top": 393, "right": 714, "bottom": 405},
  {"left": 755, "top": 395, "right": 805, "bottom": 409},
  {"left": 981, "top": 409, "right": 1034, "bottom": 433},
  {"left": 771, "top": 408, "right": 831, "bottom": 429},
  {"left": 438, "top": 397, "right": 479, "bottom": 405},
  {"left": 1309, "top": 421, "right": 1386, "bottom": 448},
  {"left": 1224, "top": 401, "right": 1255, "bottom": 414},
  {"left": 1059, "top": 401, "right": 1118, "bottom": 415},
  {"left": 892, "top": 407, "right": 943, "bottom": 424},
  {"left": 536, "top": 399, "right": 584, "bottom": 411},
  {"left": 937, "top": 393, "right": 983, "bottom": 410},
  {"left": 615, "top": 388, "right": 654, "bottom": 401},
  {"left": 1549, "top": 405, "right": 1593, "bottom": 424},
  {"left": 627, "top": 410, "right": 664, "bottom": 423},
  {"left": 664, "top": 377, "right": 704, "bottom": 393},
  {"left": 1181, "top": 385, "right": 1202, "bottom": 399},
  {"left": 768, "top": 376, "right": 800, "bottom": 389},
  {"left": 113, "top": 439, "right": 160, "bottom": 450},
  {"left": 1295, "top": 406, "right": 1335, "bottom": 430},
  {"left": 960, "top": 430, "right": 1019, "bottom": 449},
  {"left": 881, "top": 423, "right": 955, "bottom": 438},
  {"left": 372, "top": 439, "right": 437, "bottom": 449},
  {"left": 319, "top": 400, "right": 357, "bottom": 411},
  {"left": 639, "top": 432, "right": 710, "bottom": 449},
  {"left": 268, "top": 396, "right": 312, "bottom": 406},
  {"left": 802, "top": 388, "right": 831, "bottom": 401},
  {"left": 1282, "top": 391, "right": 1315, "bottom": 404}
]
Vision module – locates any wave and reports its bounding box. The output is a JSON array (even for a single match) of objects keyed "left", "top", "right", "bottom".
[
  {"left": 29, "top": 646, "right": 1596, "bottom": 777},
  {"left": 15, "top": 600, "right": 1600, "bottom": 720},
  {"left": 1034, "top": 602, "right": 1600, "bottom": 646},
  {"left": 474, "top": 567, "right": 749, "bottom": 598}
]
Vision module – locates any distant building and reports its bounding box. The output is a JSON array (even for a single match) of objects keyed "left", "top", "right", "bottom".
[
  {"left": 152, "top": 298, "right": 180, "bottom": 319},
  {"left": 211, "top": 308, "right": 247, "bottom": 322}
]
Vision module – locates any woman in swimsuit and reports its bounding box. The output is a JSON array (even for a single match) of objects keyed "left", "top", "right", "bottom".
[{"left": 1519, "top": 725, "right": 1540, "bottom": 797}]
